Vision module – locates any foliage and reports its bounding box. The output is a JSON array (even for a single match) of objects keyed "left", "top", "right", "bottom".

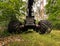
[
  {"left": 0, "top": 0, "right": 26, "bottom": 21},
  {"left": 46, "top": 0, "right": 60, "bottom": 29}
]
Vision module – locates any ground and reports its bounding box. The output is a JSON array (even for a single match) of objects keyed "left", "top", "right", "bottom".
[{"left": 0, "top": 30, "right": 60, "bottom": 46}]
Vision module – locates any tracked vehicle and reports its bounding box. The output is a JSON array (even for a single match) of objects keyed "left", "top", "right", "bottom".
[{"left": 8, "top": 0, "right": 52, "bottom": 34}]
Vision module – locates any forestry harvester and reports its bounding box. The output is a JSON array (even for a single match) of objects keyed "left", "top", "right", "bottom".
[{"left": 8, "top": 0, "right": 52, "bottom": 34}]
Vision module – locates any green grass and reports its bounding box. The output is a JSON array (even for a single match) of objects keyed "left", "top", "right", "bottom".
[{"left": 7, "top": 30, "right": 60, "bottom": 46}]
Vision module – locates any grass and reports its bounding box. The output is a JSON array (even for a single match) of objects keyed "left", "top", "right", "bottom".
[
  {"left": 6, "top": 30, "right": 60, "bottom": 46},
  {"left": 0, "top": 24, "right": 60, "bottom": 46}
]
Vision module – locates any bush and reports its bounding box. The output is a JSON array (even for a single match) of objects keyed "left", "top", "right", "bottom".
[{"left": 48, "top": 15, "right": 60, "bottom": 30}]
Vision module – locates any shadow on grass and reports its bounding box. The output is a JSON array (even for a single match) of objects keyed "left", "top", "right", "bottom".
[
  {"left": 0, "top": 29, "right": 34, "bottom": 38},
  {"left": 0, "top": 30, "right": 10, "bottom": 38},
  {"left": 24, "top": 31, "right": 34, "bottom": 34}
]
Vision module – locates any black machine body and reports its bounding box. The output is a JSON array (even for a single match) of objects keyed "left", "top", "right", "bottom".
[{"left": 8, "top": 0, "right": 52, "bottom": 34}]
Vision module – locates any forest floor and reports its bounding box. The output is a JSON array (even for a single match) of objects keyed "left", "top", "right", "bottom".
[{"left": 0, "top": 30, "right": 60, "bottom": 46}]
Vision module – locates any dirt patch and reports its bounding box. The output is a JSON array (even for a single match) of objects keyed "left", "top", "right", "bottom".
[{"left": 0, "top": 35, "right": 23, "bottom": 46}]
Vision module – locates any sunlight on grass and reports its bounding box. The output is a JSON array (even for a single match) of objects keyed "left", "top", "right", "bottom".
[{"left": 8, "top": 30, "right": 60, "bottom": 46}]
